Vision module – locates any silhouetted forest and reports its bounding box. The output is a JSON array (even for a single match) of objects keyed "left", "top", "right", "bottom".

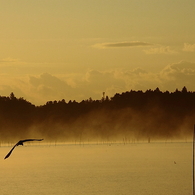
[{"left": 0, "top": 87, "right": 195, "bottom": 142}]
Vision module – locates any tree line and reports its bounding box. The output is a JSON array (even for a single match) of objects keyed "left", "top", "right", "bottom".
[{"left": 0, "top": 87, "right": 194, "bottom": 142}]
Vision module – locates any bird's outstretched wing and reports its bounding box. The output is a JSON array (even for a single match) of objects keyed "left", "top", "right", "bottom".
[
  {"left": 4, "top": 144, "right": 18, "bottom": 159},
  {"left": 4, "top": 138, "right": 44, "bottom": 159},
  {"left": 20, "top": 139, "right": 44, "bottom": 143}
]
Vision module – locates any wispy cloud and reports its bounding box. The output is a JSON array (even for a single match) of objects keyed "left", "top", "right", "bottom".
[
  {"left": 94, "top": 41, "right": 153, "bottom": 49},
  {"left": 144, "top": 46, "right": 177, "bottom": 54},
  {"left": 183, "top": 43, "right": 195, "bottom": 52},
  {"left": 0, "top": 58, "right": 19, "bottom": 63},
  {"left": 161, "top": 61, "right": 195, "bottom": 76}
]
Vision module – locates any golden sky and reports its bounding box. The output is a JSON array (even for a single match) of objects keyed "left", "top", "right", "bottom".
[{"left": 1, "top": 0, "right": 195, "bottom": 105}]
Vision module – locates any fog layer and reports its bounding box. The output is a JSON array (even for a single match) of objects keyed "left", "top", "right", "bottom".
[{"left": 0, "top": 87, "right": 194, "bottom": 142}]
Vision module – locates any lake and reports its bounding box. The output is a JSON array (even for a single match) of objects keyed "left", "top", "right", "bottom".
[{"left": 0, "top": 141, "right": 192, "bottom": 195}]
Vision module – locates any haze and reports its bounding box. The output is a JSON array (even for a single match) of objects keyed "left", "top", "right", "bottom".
[
  {"left": 0, "top": 89, "right": 194, "bottom": 143},
  {"left": 1, "top": 0, "right": 195, "bottom": 105}
]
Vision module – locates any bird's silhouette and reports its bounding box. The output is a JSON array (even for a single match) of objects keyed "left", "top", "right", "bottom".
[{"left": 4, "top": 139, "right": 44, "bottom": 159}]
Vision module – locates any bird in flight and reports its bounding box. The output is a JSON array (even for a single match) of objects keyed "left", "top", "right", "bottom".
[{"left": 4, "top": 139, "right": 44, "bottom": 159}]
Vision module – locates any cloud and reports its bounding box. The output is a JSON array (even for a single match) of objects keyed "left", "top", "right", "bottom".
[
  {"left": 94, "top": 41, "right": 153, "bottom": 49},
  {"left": 0, "top": 58, "right": 19, "bottom": 63},
  {"left": 144, "top": 46, "right": 177, "bottom": 54},
  {"left": 83, "top": 68, "right": 165, "bottom": 97},
  {"left": 0, "top": 75, "right": 30, "bottom": 101},
  {"left": 161, "top": 61, "right": 195, "bottom": 75},
  {"left": 183, "top": 43, "right": 195, "bottom": 52},
  {"left": 120, "top": 68, "right": 162, "bottom": 90},
  {"left": 160, "top": 61, "right": 195, "bottom": 90},
  {"left": 29, "top": 73, "right": 74, "bottom": 100},
  {"left": 82, "top": 69, "right": 126, "bottom": 98},
  {"left": 1, "top": 61, "right": 195, "bottom": 105}
]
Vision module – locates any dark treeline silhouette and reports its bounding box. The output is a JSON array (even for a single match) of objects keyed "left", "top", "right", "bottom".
[{"left": 0, "top": 87, "right": 195, "bottom": 142}]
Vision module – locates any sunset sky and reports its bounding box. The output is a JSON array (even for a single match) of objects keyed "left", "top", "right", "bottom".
[{"left": 1, "top": 0, "right": 195, "bottom": 105}]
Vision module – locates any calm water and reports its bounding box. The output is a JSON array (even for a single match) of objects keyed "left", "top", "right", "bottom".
[{"left": 0, "top": 142, "right": 192, "bottom": 195}]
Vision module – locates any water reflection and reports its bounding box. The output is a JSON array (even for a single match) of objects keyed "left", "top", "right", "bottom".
[{"left": 0, "top": 142, "right": 192, "bottom": 195}]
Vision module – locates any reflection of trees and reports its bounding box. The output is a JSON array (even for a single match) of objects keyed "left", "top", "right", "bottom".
[{"left": 0, "top": 87, "right": 195, "bottom": 141}]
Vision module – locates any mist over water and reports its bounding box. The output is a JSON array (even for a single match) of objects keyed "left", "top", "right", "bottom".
[
  {"left": 0, "top": 142, "right": 192, "bottom": 195},
  {"left": 1, "top": 88, "right": 195, "bottom": 143}
]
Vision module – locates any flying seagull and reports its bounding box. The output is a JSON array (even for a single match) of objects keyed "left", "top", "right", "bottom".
[{"left": 4, "top": 139, "right": 44, "bottom": 159}]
